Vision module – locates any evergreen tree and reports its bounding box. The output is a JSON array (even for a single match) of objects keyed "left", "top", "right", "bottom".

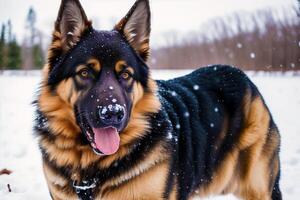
[
  {"left": 3, "top": 20, "right": 22, "bottom": 69},
  {"left": 23, "top": 6, "right": 44, "bottom": 69},
  {"left": 33, "top": 44, "right": 44, "bottom": 68},
  {"left": 7, "top": 36, "right": 22, "bottom": 69},
  {"left": 26, "top": 7, "right": 36, "bottom": 45},
  {"left": 0, "top": 24, "right": 5, "bottom": 70}
]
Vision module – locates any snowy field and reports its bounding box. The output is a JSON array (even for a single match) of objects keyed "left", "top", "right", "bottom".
[{"left": 0, "top": 70, "right": 300, "bottom": 200}]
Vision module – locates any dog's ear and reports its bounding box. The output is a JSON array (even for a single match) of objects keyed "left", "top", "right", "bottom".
[
  {"left": 115, "top": 0, "right": 151, "bottom": 62},
  {"left": 54, "top": 0, "right": 91, "bottom": 52}
]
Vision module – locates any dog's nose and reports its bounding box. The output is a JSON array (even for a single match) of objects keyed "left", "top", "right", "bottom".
[{"left": 99, "top": 105, "right": 125, "bottom": 125}]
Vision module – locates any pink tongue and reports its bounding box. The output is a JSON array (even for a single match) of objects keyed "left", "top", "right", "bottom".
[{"left": 93, "top": 127, "right": 120, "bottom": 155}]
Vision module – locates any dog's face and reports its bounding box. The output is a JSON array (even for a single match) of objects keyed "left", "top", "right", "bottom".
[{"left": 45, "top": 0, "right": 153, "bottom": 155}]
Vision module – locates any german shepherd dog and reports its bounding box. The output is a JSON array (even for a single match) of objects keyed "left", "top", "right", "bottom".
[{"left": 35, "top": 0, "right": 282, "bottom": 199}]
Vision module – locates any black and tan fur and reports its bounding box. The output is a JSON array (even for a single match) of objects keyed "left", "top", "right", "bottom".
[{"left": 35, "top": 0, "right": 282, "bottom": 199}]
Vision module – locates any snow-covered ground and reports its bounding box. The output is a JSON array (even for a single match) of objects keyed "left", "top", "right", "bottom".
[{"left": 0, "top": 70, "right": 300, "bottom": 200}]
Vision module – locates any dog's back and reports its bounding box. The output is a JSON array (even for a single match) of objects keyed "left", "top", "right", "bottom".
[{"left": 157, "top": 65, "right": 281, "bottom": 199}]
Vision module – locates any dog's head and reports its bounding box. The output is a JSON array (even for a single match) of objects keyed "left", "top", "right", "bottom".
[{"left": 40, "top": 0, "right": 160, "bottom": 156}]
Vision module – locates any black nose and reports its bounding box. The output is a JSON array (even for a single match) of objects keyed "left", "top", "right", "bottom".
[{"left": 99, "top": 105, "right": 125, "bottom": 125}]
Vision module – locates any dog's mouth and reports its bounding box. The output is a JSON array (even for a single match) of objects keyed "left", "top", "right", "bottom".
[
  {"left": 87, "top": 127, "right": 120, "bottom": 155},
  {"left": 78, "top": 112, "right": 121, "bottom": 156},
  {"left": 85, "top": 126, "right": 120, "bottom": 155}
]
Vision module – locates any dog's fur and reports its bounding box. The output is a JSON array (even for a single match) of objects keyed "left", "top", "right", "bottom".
[{"left": 35, "top": 0, "right": 282, "bottom": 199}]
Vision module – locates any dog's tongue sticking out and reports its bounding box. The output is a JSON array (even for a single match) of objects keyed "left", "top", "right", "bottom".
[{"left": 93, "top": 127, "right": 120, "bottom": 155}]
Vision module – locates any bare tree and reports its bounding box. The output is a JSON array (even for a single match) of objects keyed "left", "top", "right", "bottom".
[{"left": 151, "top": 6, "right": 300, "bottom": 71}]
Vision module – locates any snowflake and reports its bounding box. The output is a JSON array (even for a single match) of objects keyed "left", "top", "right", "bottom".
[
  {"left": 167, "top": 132, "right": 173, "bottom": 139},
  {"left": 184, "top": 112, "right": 190, "bottom": 117},
  {"left": 290, "top": 63, "right": 295, "bottom": 68}
]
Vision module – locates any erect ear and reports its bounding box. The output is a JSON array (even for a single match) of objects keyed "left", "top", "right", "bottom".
[
  {"left": 54, "top": 0, "right": 91, "bottom": 52},
  {"left": 115, "top": 0, "right": 151, "bottom": 62}
]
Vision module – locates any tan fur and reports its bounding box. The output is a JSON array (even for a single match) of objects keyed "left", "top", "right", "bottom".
[
  {"left": 238, "top": 97, "right": 270, "bottom": 150},
  {"left": 190, "top": 95, "right": 279, "bottom": 200},
  {"left": 43, "top": 163, "right": 77, "bottom": 200},
  {"left": 122, "top": 30, "right": 150, "bottom": 60},
  {"left": 87, "top": 58, "right": 101, "bottom": 72},
  {"left": 169, "top": 181, "right": 178, "bottom": 200},
  {"left": 99, "top": 161, "right": 169, "bottom": 200},
  {"left": 114, "top": 60, "right": 134, "bottom": 75},
  {"left": 39, "top": 84, "right": 80, "bottom": 139},
  {"left": 101, "top": 143, "right": 168, "bottom": 190},
  {"left": 197, "top": 150, "right": 239, "bottom": 197},
  {"left": 41, "top": 137, "right": 99, "bottom": 168}
]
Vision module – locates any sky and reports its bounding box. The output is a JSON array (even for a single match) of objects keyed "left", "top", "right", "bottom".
[{"left": 0, "top": 0, "right": 297, "bottom": 47}]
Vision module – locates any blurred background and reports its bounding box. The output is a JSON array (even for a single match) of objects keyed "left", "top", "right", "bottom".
[
  {"left": 0, "top": 1, "right": 300, "bottom": 200},
  {"left": 0, "top": 0, "right": 299, "bottom": 71}
]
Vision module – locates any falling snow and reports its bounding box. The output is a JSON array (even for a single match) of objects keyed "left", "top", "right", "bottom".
[
  {"left": 112, "top": 99, "right": 117, "bottom": 103},
  {"left": 250, "top": 52, "right": 256, "bottom": 59},
  {"left": 237, "top": 43, "right": 243, "bottom": 48},
  {"left": 184, "top": 112, "right": 190, "bottom": 117},
  {"left": 193, "top": 85, "right": 199, "bottom": 91},
  {"left": 290, "top": 63, "right": 295, "bottom": 68},
  {"left": 214, "top": 107, "right": 219, "bottom": 112}
]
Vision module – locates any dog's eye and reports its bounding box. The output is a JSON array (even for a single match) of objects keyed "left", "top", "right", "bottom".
[
  {"left": 121, "top": 71, "right": 130, "bottom": 80},
  {"left": 80, "top": 69, "right": 89, "bottom": 78}
]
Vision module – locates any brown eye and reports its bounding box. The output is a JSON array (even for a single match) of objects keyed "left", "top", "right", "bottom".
[
  {"left": 121, "top": 72, "right": 130, "bottom": 80},
  {"left": 80, "top": 69, "right": 89, "bottom": 78}
]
